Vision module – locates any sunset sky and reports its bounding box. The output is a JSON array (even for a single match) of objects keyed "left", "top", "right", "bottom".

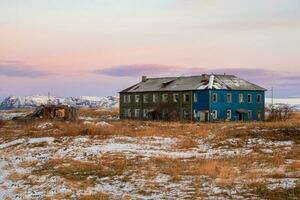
[{"left": 0, "top": 0, "right": 299, "bottom": 98}]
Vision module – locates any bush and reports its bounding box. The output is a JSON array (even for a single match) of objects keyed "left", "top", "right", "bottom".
[
  {"left": 267, "top": 103, "right": 296, "bottom": 121},
  {"left": 0, "top": 120, "right": 5, "bottom": 128}
]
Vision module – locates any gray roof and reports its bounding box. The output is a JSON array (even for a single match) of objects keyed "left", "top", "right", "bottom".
[{"left": 120, "top": 74, "right": 266, "bottom": 93}]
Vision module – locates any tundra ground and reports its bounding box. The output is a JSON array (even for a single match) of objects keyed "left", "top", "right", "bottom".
[{"left": 0, "top": 110, "right": 299, "bottom": 199}]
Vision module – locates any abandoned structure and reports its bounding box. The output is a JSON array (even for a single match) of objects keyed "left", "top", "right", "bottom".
[
  {"left": 20, "top": 105, "right": 79, "bottom": 121},
  {"left": 119, "top": 74, "right": 266, "bottom": 122}
]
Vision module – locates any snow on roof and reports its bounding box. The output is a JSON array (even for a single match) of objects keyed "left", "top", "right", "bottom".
[{"left": 120, "top": 74, "right": 266, "bottom": 93}]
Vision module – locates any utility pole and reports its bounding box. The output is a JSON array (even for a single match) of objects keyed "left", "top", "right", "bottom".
[
  {"left": 48, "top": 92, "right": 51, "bottom": 105},
  {"left": 271, "top": 87, "right": 274, "bottom": 115}
]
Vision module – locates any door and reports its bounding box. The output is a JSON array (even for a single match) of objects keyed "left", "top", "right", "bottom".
[
  {"left": 238, "top": 113, "right": 243, "bottom": 121},
  {"left": 205, "top": 111, "right": 209, "bottom": 122}
]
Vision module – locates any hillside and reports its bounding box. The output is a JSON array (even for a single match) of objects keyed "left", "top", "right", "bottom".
[{"left": 0, "top": 96, "right": 119, "bottom": 110}]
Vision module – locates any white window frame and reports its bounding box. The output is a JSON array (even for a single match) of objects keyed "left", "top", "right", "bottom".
[
  {"left": 123, "top": 95, "right": 127, "bottom": 103},
  {"left": 143, "top": 109, "right": 148, "bottom": 118},
  {"left": 193, "top": 93, "right": 198, "bottom": 102},
  {"left": 248, "top": 110, "right": 252, "bottom": 119},
  {"left": 173, "top": 93, "right": 179, "bottom": 102},
  {"left": 212, "top": 93, "right": 218, "bottom": 102},
  {"left": 162, "top": 93, "right": 168, "bottom": 102},
  {"left": 127, "top": 95, "right": 131, "bottom": 103},
  {"left": 135, "top": 94, "right": 140, "bottom": 103},
  {"left": 127, "top": 109, "right": 132, "bottom": 117},
  {"left": 212, "top": 110, "right": 218, "bottom": 119},
  {"left": 226, "top": 110, "right": 232, "bottom": 120},
  {"left": 239, "top": 94, "right": 244, "bottom": 103},
  {"left": 257, "top": 110, "right": 262, "bottom": 120},
  {"left": 134, "top": 109, "right": 140, "bottom": 118},
  {"left": 257, "top": 94, "right": 262, "bottom": 104},
  {"left": 227, "top": 93, "right": 232, "bottom": 103},
  {"left": 143, "top": 94, "right": 148, "bottom": 103},
  {"left": 247, "top": 94, "right": 252, "bottom": 103}
]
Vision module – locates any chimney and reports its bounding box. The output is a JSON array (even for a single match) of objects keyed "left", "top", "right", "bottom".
[
  {"left": 201, "top": 74, "right": 209, "bottom": 81},
  {"left": 142, "top": 76, "right": 147, "bottom": 82}
]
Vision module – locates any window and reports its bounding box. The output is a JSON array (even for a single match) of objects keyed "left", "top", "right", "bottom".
[
  {"left": 227, "top": 93, "right": 232, "bottom": 103},
  {"left": 248, "top": 110, "right": 252, "bottom": 119},
  {"left": 247, "top": 94, "right": 252, "bottom": 103},
  {"left": 162, "top": 93, "right": 168, "bottom": 102},
  {"left": 143, "top": 94, "right": 148, "bottom": 103},
  {"left": 135, "top": 94, "right": 140, "bottom": 103},
  {"left": 124, "top": 109, "right": 131, "bottom": 117},
  {"left": 193, "top": 93, "right": 198, "bottom": 102},
  {"left": 123, "top": 95, "right": 127, "bottom": 103},
  {"left": 183, "top": 109, "right": 190, "bottom": 119},
  {"left": 162, "top": 110, "right": 167, "bottom": 119},
  {"left": 239, "top": 94, "right": 244, "bottom": 103},
  {"left": 124, "top": 109, "right": 128, "bottom": 117},
  {"left": 257, "top": 110, "right": 262, "bottom": 120},
  {"left": 227, "top": 110, "right": 232, "bottom": 120},
  {"left": 212, "top": 93, "right": 218, "bottom": 102},
  {"left": 184, "top": 94, "right": 190, "bottom": 102},
  {"left": 143, "top": 109, "right": 148, "bottom": 118},
  {"left": 212, "top": 110, "right": 218, "bottom": 119},
  {"left": 127, "top": 95, "right": 131, "bottom": 103},
  {"left": 134, "top": 109, "right": 140, "bottom": 117},
  {"left": 153, "top": 94, "right": 158, "bottom": 103},
  {"left": 257, "top": 94, "right": 261, "bottom": 104},
  {"left": 173, "top": 93, "right": 179, "bottom": 102}
]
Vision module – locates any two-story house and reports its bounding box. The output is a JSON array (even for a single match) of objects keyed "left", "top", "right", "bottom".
[{"left": 119, "top": 74, "right": 266, "bottom": 122}]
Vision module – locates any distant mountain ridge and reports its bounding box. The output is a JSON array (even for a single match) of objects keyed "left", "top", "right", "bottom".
[{"left": 0, "top": 95, "right": 119, "bottom": 110}]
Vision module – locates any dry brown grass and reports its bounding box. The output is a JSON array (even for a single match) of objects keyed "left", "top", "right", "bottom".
[
  {"left": 176, "top": 137, "right": 198, "bottom": 149},
  {"left": 0, "top": 119, "right": 5, "bottom": 128},
  {"left": 6, "top": 172, "right": 29, "bottom": 181},
  {"left": 247, "top": 182, "right": 300, "bottom": 199},
  {"left": 79, "top": 108, "right": 119, "bottom": 118},
  {"left": 18, "top": 160, "right": 38, "bottom": 168},
  {"left": 148, "top": 156, "right": 239, "bottom": 181},
  {"left": 34, "top": 154, "right": 132, "bottom": 183},
  {"left": 79, "top": 192, "right": 110, "bottom": 200},
  {"left": 288, "top": 161, "right": 300, "bottom": 171}
]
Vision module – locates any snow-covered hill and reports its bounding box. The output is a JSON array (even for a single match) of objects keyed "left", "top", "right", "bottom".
[
  {"left": 266, "top": 98, "right": 300, "bottom": 110},
  {"left": 0, "top": 95, "right": 119, "bottom": 110}
]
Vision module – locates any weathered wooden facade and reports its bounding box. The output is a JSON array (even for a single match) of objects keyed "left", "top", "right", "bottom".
[{"left": 119, "top": 74, "right": 266, "bottom": 122}]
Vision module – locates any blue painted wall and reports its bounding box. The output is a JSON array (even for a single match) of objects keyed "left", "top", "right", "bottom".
[{"left": 193, "top": 90, "right": 265, "bottom": 121}]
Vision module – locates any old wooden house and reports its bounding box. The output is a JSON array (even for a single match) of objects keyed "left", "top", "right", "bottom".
[{"left": 119, "top": 74, "right": 266, "bottom": 122}]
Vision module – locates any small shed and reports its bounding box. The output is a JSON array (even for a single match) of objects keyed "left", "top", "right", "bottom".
[{"left": 31, "top": 105, "right": 78, "bottom": 121}]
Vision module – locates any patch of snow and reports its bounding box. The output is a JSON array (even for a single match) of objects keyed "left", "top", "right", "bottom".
[
  {"left": 267, "top": 178, "right": 298, "bottom": 190},
  {"left": 0, "top": 139, "right": 26, "bottom": 149},
  {"left": 0, "top": 112, "right": 27, "bottom": 120},
  {"left": 95, "top": 121, "right": 113, "bottom": 127},
  {"left": 37, "top": 122, "right": 53, "bottom": 129},
  {"left": 28, "top": 137, "right": 55, "bottom": 145}
]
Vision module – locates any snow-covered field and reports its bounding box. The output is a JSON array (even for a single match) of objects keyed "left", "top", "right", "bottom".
[{"left": 0, "top": 118, "right": 299, "bottom": 199}]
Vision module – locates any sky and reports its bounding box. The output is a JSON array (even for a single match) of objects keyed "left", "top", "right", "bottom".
[{"left": 0, "top": 0, "right": 300, "bottom": 98}]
